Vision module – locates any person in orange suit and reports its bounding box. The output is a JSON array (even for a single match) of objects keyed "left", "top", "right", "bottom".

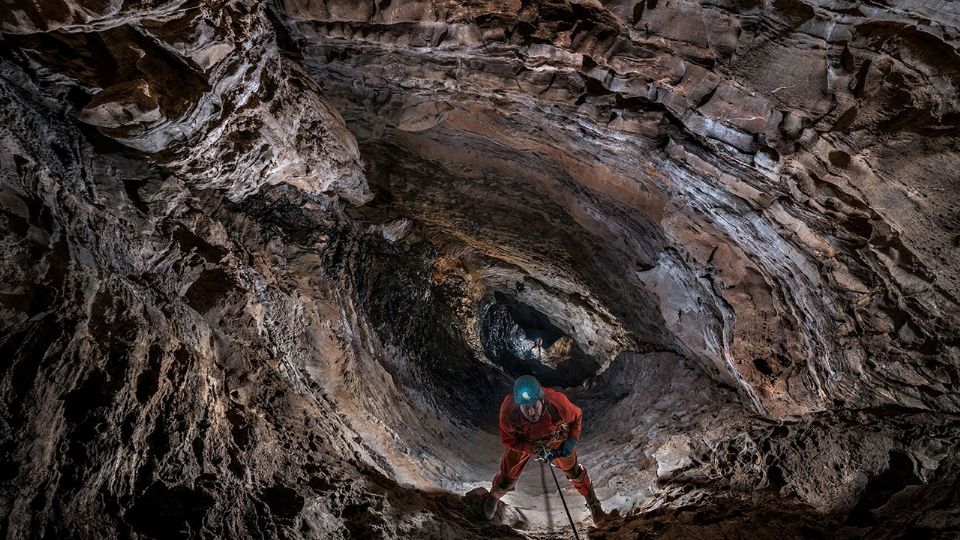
[{"left": 482, "top": 375, "right": 604, "bottom": 523}]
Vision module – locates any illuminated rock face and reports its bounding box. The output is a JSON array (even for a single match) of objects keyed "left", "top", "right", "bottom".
[{"left": 1, "top": 0, "right": 959, "bottom": 538}]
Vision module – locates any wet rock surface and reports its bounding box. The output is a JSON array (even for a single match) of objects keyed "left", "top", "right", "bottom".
[{"left": 1, "top": 0, "right": 960, "bottom": 538}]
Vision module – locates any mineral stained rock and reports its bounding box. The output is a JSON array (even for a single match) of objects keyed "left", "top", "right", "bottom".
[{"left": 1, "top": 0, "right": 959, "bottom": 538}]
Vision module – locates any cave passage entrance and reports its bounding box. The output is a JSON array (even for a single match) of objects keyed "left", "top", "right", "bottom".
[{"left": 479, "top": 292, "right": 601, "bottom": 388}]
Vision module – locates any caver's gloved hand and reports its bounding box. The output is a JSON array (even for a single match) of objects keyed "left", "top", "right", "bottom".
[{"left": 558, "top": 437, "right": 577, "bottom": 457}]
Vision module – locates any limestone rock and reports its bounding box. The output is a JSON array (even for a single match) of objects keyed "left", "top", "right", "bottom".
[{"left": 1, "top": 0, "right": 959, "bottom": 538}]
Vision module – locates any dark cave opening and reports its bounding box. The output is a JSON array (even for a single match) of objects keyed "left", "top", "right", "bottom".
[
  {"left": 501, "top": 299, "right": 566, "bottom": 349},
  {"left": 479, "top": 292, "right": 601, "bottom": 389}
]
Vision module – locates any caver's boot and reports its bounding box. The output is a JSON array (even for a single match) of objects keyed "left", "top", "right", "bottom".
[
  {"left": 482, "top": 493, "right": 499, "bottom": 520},
  {"left": 584, "top": 485, "right": 605, "bottom": 524}
]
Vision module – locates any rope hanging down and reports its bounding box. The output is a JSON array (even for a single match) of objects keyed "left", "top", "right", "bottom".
[{"left": 548, "top": 460, "right": 581, "bottom": 540}]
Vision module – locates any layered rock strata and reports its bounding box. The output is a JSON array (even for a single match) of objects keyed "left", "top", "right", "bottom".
[
  {"left": 283, "top": 0, "right": 960, "bottom": 418},
  {"left": 1, "top": 0, "right": 959, "bottom": 538}
]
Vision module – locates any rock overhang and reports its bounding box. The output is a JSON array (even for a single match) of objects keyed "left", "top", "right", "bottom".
[{"left": 1, "top": 0, "right": 959, "bottom": 537}]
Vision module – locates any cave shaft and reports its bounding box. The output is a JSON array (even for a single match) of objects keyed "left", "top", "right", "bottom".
[{"left": 1, "top": 0, "right": 959, "bottom": 538}]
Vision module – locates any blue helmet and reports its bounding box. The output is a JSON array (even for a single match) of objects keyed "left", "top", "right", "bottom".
[{"left": 513, "top": 375, "right": 543, "bottom": 406}]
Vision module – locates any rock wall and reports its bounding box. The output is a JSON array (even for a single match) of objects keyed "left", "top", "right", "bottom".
[
  {"left": 282, "top": 0, "right": 960, "bottom": 418},
  {"left": 1, "top": 0, "right": 959, "bottom": 538},
  {"left": 3, "top": 0, "right": 369, "bottom": 202}
]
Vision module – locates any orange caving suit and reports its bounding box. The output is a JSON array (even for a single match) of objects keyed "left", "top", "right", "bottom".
[{"left": 491, "top": 387, "right": 593, "bottom": 498}]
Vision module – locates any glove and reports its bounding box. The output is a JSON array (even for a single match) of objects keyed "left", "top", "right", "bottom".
[{"left": 558, "top": 437, "right": 577, "bottom": 458}]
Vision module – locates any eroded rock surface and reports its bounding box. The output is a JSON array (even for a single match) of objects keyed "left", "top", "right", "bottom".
[
  {"left": 1, "top": 0, "right": 959, "bottom": 538},
  {"left": 285, "top": 0, "right": 960, "bottom": 417}
]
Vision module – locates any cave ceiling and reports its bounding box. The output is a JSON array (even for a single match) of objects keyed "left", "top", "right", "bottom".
[{"left": 1, "top": 0, "right": 959, "bottom": 538}]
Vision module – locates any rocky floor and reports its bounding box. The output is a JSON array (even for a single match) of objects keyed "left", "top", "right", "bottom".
[{"left": 2, "top": 0, "right": 960, "bottom": 538}]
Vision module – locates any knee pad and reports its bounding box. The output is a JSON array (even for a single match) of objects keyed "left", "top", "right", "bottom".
[
  {"left": 492, "top": 473, "right": 518, "bottom": 498},
  {"left": 562, "top": 464, "right": 586, "bottom": 482},
  {"left": 568, "top": 465, "right": 592, "bottom": 495},
  {"left": 497, "top": 475, "right": 518, "bottom": 492}
]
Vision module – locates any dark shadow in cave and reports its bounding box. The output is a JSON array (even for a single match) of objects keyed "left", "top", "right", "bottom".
[
  {"left": 346, "top": 136, "right": 672, "bottom": 354},
  {"left": 502, "top": 300, "right": 566, "bottom": 349},
  {"left": 479, "top": 292, "right": 601, "bottom": 388},
  {"left": 235, "top": 185, "right": 513, "bottom": 430}
]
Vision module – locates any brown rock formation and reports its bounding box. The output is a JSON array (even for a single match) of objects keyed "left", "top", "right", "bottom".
[{"left": 1, "top": 0, "right": 959, "bottom": 538}]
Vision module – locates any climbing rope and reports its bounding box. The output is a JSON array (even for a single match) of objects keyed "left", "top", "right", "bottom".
[
  {"left": 548, "top": 460, "right": 581, "bottom": 540},
  {"left": 540, "top": 462, "right": 555, "bottom": 531}
]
